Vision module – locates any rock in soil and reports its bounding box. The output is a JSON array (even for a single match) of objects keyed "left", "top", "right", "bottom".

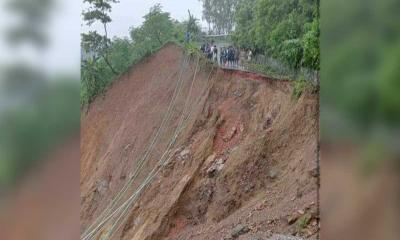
[
  {"left": 206, "top": 158, "right": 225, "bottom": 177},
  {"left": 231, "top": 224, "right": 250, "bottom": 238},
  {"left": 268, "top": 169, "right": 279, "bottom": 179}
]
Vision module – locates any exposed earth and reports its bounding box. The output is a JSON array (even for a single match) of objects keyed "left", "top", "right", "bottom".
[{"left": 80, "top": 43, "right": 319, "bottom": 240}]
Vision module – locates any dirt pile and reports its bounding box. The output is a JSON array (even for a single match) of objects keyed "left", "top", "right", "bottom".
[{"left": 81, "top": 43, "right": 319, "bottom": 240}]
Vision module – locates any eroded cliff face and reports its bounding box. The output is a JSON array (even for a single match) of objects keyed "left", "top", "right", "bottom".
[{"left": 81, "top": 43, "right": 319, "bottom": 240}]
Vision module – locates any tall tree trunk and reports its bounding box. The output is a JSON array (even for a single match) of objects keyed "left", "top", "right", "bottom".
[{"left": 102, "top": 22, "right": 118, "bottom": 76}]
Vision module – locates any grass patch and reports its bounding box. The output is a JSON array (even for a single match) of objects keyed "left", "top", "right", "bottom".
[
  {"left": 184, "top": 42, "right": 201, "bottom": 56},
  {"left": 245, "top": 62, "right": 293, "bottom": 80},
  {"left": 296, "top": 213, "right": 312, "bottom": 230},
  {"left": 292, "top": 76, "right": 312, "bottom": 99}
]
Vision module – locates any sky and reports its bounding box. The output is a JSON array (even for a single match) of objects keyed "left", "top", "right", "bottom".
[
  {"left": 0, "top": 0, "right": 205, "bottom": 75},
  {"left": 102, "top": 0, "right": 206, "bottom": 38}
]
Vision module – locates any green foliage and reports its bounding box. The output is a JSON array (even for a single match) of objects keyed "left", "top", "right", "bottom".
[
  {"left": 187, "top": 10, "right": 201, "bottom": 37},
  {"left": 81, "top": 58, "right": 106, "bottom": 105},
  {"left": 233, "top": 0, "right": 320, "bottom": 70},
  {"left": 82, "top": 0, "right": 120, "bottom": 105},
  {"left": 131, "top": 4, "right": 175, "bottom": 47},
  {"left": 200, "top": 0, "right": 241, "bottom": 34},
  {"left": 376, "top": 43, "right": 400, "bottom": 124},
  {"left": 302, "top": 18, "right": 320, "bottom": 70},
  {"left": 245, "top": 63, "right": 291, "bottom": 80},
  {"left": 82, "top": 0, "right": 118, "bottom": 24},
  {"left": 281, "top": 39, "right": 303, "bottom": 69},
  {"left": 184, "top": 42, "right": 200, "bottom": 56},
  {"left": 292, "top": 76, "right": 310, "bottom": 99},
  {"left": 0, "top": 79, "right": 80, "bottom": 187},
  {"left": 81, "top": 4, "right": 198, "bottom": 106},
  {"left": 296, "top": 213, "right": 312, "bottom": 230},
  {"left": 107, "top": 37, "right": 134, "bottom": 72},
  {"left": 321, "top": 0, "right": 400, "bottom": 130},
  {"left": 232, "top": 0, "right": 256, "bottom": 49},
  {"left": 81, "top": 31, "right": 109, "bottom": 59}
]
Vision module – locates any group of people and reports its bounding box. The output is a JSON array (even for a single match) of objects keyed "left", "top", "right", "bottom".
[
  {"left": 220, "top": 46, "right": 240, "bottom": 67},
  {"left": 200, "top": 43, "right": 218, "bottom": 62},
  {"left": 200, "top": 42, "right": 254, "bottom": 69}
]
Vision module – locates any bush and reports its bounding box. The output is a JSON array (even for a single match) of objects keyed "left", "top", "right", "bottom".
[
  {"left": 292, "top": 76, "right": 310, "bottom": 99},
  {"left": 184, "top": 42, "right": 200, "bottom": 56},
  {"left": 280, "top": 39, "right": 303, "bottom": 69},
  {"left": 81, "top": 59, "right": 108, "bottom": 106},
  {"left": 302, "top": 19, "right": 320, "bottom": 70}
]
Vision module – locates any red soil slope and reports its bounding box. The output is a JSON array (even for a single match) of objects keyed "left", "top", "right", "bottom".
[{"left": 81, "top": 43, "right": 319, "bottom": 240}]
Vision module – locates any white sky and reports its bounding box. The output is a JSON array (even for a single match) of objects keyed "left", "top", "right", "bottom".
[
  {"left": 0, "top": 0, "right": 205, "bottom": 75},
  {"left": 102, "top": 0, "right": 206, "bottom": 38}
]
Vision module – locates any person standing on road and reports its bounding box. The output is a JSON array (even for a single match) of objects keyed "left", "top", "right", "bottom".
[
  {"left": 228, "top": 46, "right": 234, "bottom": 67},
  {"left": 235, "top": 48, "right": 240, "bottom": 68},
  {"left": 220, "top": 47, "right": 225, "bottom": 66},
  {"left": 185, "top": 31, "right": 190, "bottom": 43},
  {"left": 206, "top": 43, "right": 212, "bottom": 60},
  {"left": 247, "top": 49, "right": 253, "bottom": 61},
  {"left": 213, "top": 45, "right": 218, "bottom": 62}
]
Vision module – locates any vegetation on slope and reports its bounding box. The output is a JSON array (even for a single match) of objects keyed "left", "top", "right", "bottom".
[{"left": 81, "top": 4, "right": 201, "bottom": 106}]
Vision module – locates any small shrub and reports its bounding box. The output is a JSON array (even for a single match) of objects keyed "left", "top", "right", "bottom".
[
  {"left": 292, "top": 76, "right": 310, "bottom": 99},
  {"left": 184, "top": 42, "right": 200, "bottom": 56}
]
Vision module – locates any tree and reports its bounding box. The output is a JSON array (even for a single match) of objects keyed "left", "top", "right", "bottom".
[
  {"left": 187, "top": 10, "right": 201, "bottom": 38},
  {"left": 129, "top": 4, "right": 176, "bottom": 53},
  {"left": 200, "top": 0, "right": 241, "bottom": 34},
  {"left": 82, "top": 0, "right": 119, "bottom": 75},
  {"left": 302, "top": 18, "right": 320, "bottom": 70},
  {"left": 233, "top": 0, "right": 320, "bottom": 70},
  {"left": 232, "top": 0, "right": 256, "bottom": 49}
]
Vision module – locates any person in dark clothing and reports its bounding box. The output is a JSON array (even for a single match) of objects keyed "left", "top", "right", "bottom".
[
  {"left": 213, "top": 45, "right": 218, "bottom": 62},
  {"left": 227, "top": 47, "right": 231, "bottom": 66},
  {"left": 220, "top": 47, "right": 225, "bottom": 65},
  {"left": 185, "top": 32, "right": 190, "bottom": 43},
  {"left": 204, "top": 43, "right": 211, "bottom": 59},
  {"left": 234, "top": 48, "right": 240, "bottom": 67},
  {"left": 228, "top": 47, "right": 235, "bottom": 67}
]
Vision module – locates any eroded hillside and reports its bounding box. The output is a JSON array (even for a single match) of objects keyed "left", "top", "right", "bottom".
[{"left": 81, "top": 43, "right": 319, "bottom": 240}]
